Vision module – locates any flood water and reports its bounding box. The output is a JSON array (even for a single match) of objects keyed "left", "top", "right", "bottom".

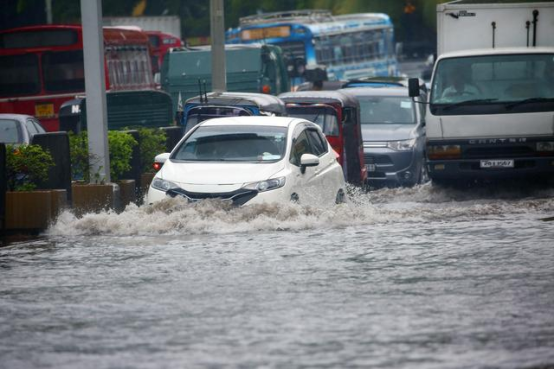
[{"left": 1, "top": 183, "right": 554, "bottom": 368}]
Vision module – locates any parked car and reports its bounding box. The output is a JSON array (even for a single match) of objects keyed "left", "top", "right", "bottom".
[
  {"left": 148, "top": 116, "right": 347, "bottom": 206},
  {"left": 338, "top": 86, "right": 428, "bottom": 188},
  {"left": 279, "top": 90, "right": 367, "bottom": 186},
  {"left": 0, "top": 114, "right": 46, "bottom": 144}
]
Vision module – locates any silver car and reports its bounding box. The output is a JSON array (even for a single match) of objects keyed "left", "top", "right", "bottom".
[
  {"left": 340, "top": 87, "right": 428, "bottom": 188},
  {"left": 0, "top": 114, "right": 46, "bottom": 145}
]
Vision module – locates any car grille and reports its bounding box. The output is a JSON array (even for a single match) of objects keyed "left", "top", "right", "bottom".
[
  {"left": 166, "top": 188, "right": 258, "bottom": 206},
  {"left": 364, "top": 155, "right": 393, "bottom": 165}
]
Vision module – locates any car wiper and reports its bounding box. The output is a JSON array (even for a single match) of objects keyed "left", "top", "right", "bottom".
[
  {"left": 506, "top": 97, "right": 554, "bottom": 110},
  {"left": 442, "top": 99, "right": 498, "bottom": 111}
]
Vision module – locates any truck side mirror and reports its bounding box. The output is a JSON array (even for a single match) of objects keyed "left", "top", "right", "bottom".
[{"left": 408, "top": 78, "right": 420, "bottom": 98}]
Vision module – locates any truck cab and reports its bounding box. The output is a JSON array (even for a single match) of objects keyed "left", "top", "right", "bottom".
[{"left": 411, "top": 48, "right": 554, "bottom": 183}]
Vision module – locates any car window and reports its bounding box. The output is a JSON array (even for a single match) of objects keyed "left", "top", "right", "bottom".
[
  {"left": 25, "top": 119, "right": 39, "bottom": 135},
  {"left": 358, "top": 96, "right": 415, "bottom": 124},
  {"left": 306, "top": 128, "right": 327, "bottom": 156},
  {"left": 173, "top": 125, "right": 287, "bottom": 162},
  {"left": 32, "top": 119, "right": 46, "bottom": 133},
  {"left": 289, "top": 129, "right": 313, "bottom": 166},
  {"left": 0, "top": 119, "right": 22, "bottom": 143}
]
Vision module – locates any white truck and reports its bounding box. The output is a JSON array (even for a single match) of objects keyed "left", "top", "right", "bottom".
[{"left": 409, "top": 1, "right": 554, "bottom": 184}]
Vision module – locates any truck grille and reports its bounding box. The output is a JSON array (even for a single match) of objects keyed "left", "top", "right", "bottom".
[{"left": 464, "top": 145, "right": 534, "bottom": 159}]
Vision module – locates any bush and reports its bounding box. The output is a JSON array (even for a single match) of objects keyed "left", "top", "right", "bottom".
[
  {"left": 68, "top": 131, "right": 138, "bottom": 183},
  {"left": 6, "top": 144, "right": 55, "bottom": 191},
  {"left": 138, "top": 128, "right": 167, "bottom": 173},
  {"left": 108, "top": 130, "right": 138, "bottom": 182}
]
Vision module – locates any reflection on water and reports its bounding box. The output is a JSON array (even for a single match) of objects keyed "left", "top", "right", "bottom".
[{"left": 0, "top": 183, "right": 553, "bottom": 368}]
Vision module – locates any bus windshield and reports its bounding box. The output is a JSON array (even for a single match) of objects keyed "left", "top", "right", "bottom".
[
  {"left": 0, "top": 54, "right": 40, "bottom": 96},
  {"left": 431, "top": 54, "right": 554, "bottom": 105}
]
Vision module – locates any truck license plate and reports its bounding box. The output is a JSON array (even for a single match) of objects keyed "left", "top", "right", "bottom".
[{"left": 480, "top": 159, "right": 514, "bottom": 168}]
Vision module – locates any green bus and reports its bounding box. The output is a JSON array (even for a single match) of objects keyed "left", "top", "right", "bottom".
[{"left": 161, "top": 44, "right": 290, "bottom": 114}]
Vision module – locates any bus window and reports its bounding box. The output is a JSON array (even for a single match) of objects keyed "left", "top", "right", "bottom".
[
  {"left": 0, "top": 54, "right": 40, "bottom": 96},
  {"left": 0, "top": 29, "right": 78, "bottom": 49},
  {"left": 42, "top": 50, "right": 85, "bottom": 93}
]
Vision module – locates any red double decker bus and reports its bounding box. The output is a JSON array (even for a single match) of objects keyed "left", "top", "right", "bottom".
[{"left": 0, "top": 25, "right": 155, "bottom": 132}]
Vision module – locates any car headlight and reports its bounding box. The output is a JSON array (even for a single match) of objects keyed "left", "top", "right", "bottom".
[
  {"left": 243, "top": 177, "right": 286, "bottom": 192},
  {"left": 536, "top": 141, "right": 554, "bottom": 151},
  {"left": 151, "top": 178, "right": 179, "bottom": 192},
  {"left": 387, "top": 138, "right": 417, "bottom": 151}
]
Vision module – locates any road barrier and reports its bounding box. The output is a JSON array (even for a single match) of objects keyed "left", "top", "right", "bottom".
[{"left": 32, "top": 132, "right": 72, "bottom": 203}]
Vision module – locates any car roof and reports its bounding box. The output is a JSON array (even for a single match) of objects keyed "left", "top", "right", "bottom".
[
  {"left": 338, "top": 86, "right": 409, "bottom": 97},
  {"left": 185, "top": 91, "right": 286, "bottom": 114},
  {"left": 0, "top": 113, "right": 35, "bottom": 122},
  {"left": 279, "top": 90, "right": 359, "bottom": 108},
  {"left": 199, "top": 116, "right": 307, "bottom": 128}
]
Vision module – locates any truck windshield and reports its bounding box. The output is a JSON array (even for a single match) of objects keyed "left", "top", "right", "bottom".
[
  {"left": 431, "top": 53, "right": 554, "bottom": 106},
  {"left": 173, "top": 125, "right": 287, "bottom": 162}
]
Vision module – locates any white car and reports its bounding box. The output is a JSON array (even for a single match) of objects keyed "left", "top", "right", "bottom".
[{"left": 147, "top": 116, "right": 347, "bottom": 206}]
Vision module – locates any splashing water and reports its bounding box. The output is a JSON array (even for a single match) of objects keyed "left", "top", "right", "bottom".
[{"left": 48, "top": 183, "right": 554, "bottom": 237}]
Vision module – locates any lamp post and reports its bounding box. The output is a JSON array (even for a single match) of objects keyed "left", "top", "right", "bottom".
[{"left": 80, "top": 0, "right": 110, "bottom": 183}]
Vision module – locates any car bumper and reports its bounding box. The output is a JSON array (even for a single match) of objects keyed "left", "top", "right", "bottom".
[
  {"left": 364, "top": 148, "right": 421, "bottom": 186},
  {"left": 147, "top": 185, "right": 290, "bottom": 206},
  {"left": 427, "top": 157, "right": 554, "bottom": 180}
]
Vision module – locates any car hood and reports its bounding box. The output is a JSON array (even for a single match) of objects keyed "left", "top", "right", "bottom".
[
  {"left": 361, "top": 124, "right": 416, "bottom": 142},
  {"left": 159, "top": 160, "right": 285, "bottom": 191}
]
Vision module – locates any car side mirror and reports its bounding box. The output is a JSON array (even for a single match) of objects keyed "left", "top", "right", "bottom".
[
  {"left": 408, "top": 78, "right": 420, "bottom": 98},
  {"left": 300, "top": 153, "right": 319, "bottom": 173}
]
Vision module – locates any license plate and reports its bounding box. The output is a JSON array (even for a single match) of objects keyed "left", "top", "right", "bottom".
[
  {"left": 35, "top": 103, "right": 54, "bottom": 118},
  {"left": 480, "top": 159, "right": 514, "bottom": 168},
  {"left": 366, "top": 164, "right": 376, "bottom": 172}
]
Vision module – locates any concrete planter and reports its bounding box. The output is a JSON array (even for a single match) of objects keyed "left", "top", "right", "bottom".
[
  {"left": 71, "top": 183, "right": 116, "bottom": 217},
  {"left": 5, "top": 191, "right": 53, "bottom": 230},
  {"left": 50, "top": 189, "right": 68, "bottom": 219},
  {"left": 117, "top": 179, "right": 136, "bottom": 211}
]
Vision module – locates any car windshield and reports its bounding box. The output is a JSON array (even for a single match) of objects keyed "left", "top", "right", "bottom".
[
  {"left": 287, "top": 107, "right": 339, "bottom": 136},
  {"left": 357, "top": 96, "right": 415, "bottom": 124},
  {"left": 431, "top": 54, "right": 554, "bottom": 104},
  {"left": 0, "top": 119, "right": 22, "bottom": 143},
  {"left": 173, "top": 125, "right": 287, "bottom": 162}
]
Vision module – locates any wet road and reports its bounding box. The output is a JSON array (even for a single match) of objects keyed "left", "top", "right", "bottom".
[{"left": 1, "top": 183, "right": 554, "bottom": 368}]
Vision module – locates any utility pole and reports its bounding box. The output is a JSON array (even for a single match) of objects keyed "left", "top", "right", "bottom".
[
  {"left": 210, "top": 0, "right": 226, "bottom": 92},
  {"left": 80, "top": 0, "right": 110, "bottom": 183},
  {"left": 45, "top": 0, "right": 53, "bottom": 24}
]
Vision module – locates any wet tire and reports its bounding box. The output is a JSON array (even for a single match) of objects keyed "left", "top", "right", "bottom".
[
  {"left": 418, "top": 163, "right": 430, "bottom": 184},
  {"left": 335, "top": 189, "right": 346, "bottom": 204},
  {"left": 290, "top": 193, "right": 299, "bottom": 203}
]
